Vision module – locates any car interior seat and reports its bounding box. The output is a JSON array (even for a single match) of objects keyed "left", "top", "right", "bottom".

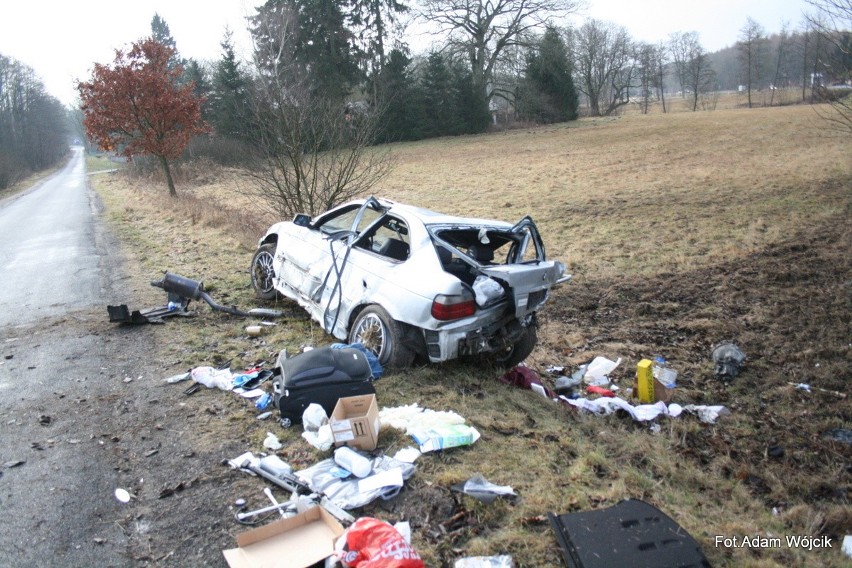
[{"left": 378, "top": 238, "right": 410, "bottom": 261}]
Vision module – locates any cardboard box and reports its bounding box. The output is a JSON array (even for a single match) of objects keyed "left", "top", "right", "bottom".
[
  {"left": 223, "top": 506, "right": 344, "bottom": 568},
  {"left": 330, "top": 394, "right": 380, "bottom": 451},
  {"left": 634, "top": 359, "right": 674, "bottom": 403}
]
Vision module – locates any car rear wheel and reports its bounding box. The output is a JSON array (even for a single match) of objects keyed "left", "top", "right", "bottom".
[
  {"left": 349, "top": 306, "right": 415, "bottom": 369},
  {"left": 250, "top": 243, "right": 279, "bottom": 300},
  {"left": 493, "top": 321, "right": 538, "bottom": 368}
]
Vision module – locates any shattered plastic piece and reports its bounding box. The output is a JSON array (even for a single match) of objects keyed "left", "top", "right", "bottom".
[
  {"left": 794, "top": 383, "right": 812, "bottom": 393},
  {"left": 455, "top": 556, "right": 514, "bottom": 568},
  {"left": 452, "top": 474, "right": 517, "bottom": 504},
  {"left": 712, "top": 343, "right": 746, "bottom": 379},
  {"left": 825, "top": 428, "right": 852, "bottom": 444},
  {"left": 549, "top": 499, "right": 710, "bottom": 568},
  {"left": 682, "top": 404, "right": 730, "bottom": 424},
  {"left": 553, "top": 375, "right": 583, "bottom": 393},
  {"left": 256, "top": 411, "right": 273, "bottom": 420},
  {"left": 114, "top": 488, "right": 131, "bottom": 503},
  {"left": 163, "top": 372, "right": 190, "bottom": 384},
  {"left": 263, "top": 432, "right": 283, "bottom": 451}
]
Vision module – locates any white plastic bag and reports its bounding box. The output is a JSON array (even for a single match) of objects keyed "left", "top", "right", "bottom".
[
  {"left": 303, "top": 403, "right": 329, "bottom": 432},
  {"left": 190, "top": 366, "right": 233, "bottom": 390}
]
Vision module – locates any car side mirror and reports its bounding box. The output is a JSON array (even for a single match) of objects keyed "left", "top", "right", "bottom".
[{"left": 293, "top": 213, "right": 311, "bottom": 227}]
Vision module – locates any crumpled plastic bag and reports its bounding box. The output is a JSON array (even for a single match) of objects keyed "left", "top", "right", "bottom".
[
  {"left": 341, "top": 517, "right": 424, "bottom": 567},
  {"left": 451, "top": 474, "right": 516, "bottom": 504},
  {"left": 303, "top": 403, "right": 329, "bottom": 432},
  {"left": 472, "top": 276, "right": 504, "bottom": 307},
  {"left": 190, "top": 366, "right": 233, "bottom": 390},
  {"left": 302, "top": 423, "right": 334, "bottom": 451},
  {"left": 297, "top": 455, "right": 416, "bottom": 510}
]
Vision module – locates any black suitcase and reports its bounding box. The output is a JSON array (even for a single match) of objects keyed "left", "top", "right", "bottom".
[{"left": 272, "top": 346, "right": 375, "bottom": 425}]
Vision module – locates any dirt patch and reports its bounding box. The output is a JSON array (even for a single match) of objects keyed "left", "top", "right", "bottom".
[{"left": 541, "top": 213, "right": 852, "bottom": 529}]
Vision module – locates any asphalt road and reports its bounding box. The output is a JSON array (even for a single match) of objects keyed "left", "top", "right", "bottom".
[{"left": 0, "top": 149, "right": 159, "bottom": 567}]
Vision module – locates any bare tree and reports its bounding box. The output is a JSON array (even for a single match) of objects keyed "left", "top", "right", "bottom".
[
  {"left": 804, "top": 0, "right": 852, "bottom": 132},
  {"left": 572, "top": 19, "right": 637, "bottom": 116},
  {"left": 737, "top": 18, "right": 769, "bottom": 108},
  {"left": 417, "top": 0, "right": 581, "bottom": 103},
  {"left": 669, "top": 32, "right": 714, "bottom": 111},
  {"left": 246, "top": 3, "right": 392, "bottom": 219},
  {"left": 655, "top": 41, "right": 669, "bottom": 113}
]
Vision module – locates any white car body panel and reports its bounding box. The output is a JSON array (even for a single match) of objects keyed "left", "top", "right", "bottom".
[{"left": 257, "top": 197, "right": 567, "bottom": 363}]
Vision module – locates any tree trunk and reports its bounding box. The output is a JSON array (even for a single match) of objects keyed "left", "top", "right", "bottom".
[{"left": 159, "top": 155, "right": 177, "bottom": 197}]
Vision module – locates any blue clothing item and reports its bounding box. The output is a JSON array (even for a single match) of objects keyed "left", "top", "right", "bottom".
[{"left": 330, "top": 342, "right": 383, "bottom": 379}]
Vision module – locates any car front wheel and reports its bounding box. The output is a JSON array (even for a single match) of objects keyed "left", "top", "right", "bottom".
[
  {"left": 349, "top": 306, "right": 414, "bottom": 369},
  {"left": 250, "top": 243, "right": 278, "bottom": 300}
]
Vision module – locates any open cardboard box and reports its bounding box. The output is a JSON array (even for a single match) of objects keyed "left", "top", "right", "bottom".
[
  {"left": 223, "top": 506, "right": 344, "bottom": 568},
  {"left": 330, "top": 393, "right": 380, "bottom": 451}
]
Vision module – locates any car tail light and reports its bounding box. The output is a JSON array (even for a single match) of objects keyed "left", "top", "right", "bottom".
[{"left": 431, "top": 290, "right": 476, "bottom": 320}]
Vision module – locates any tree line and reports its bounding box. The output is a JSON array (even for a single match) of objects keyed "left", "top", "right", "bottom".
[
  {"left": 77, "top": 0, "right": 849, "bottom": 206},
  {"left": 0, "top": 55, "right": 69, "bottom": 189}
]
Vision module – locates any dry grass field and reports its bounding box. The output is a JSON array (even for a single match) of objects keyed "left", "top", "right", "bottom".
[{"left": 91, "top": 101, "right": 851, "bottom": 567}]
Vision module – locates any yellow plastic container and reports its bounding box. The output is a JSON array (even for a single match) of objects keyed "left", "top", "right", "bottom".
[{"left": 636, "top": 359, "right": 655, "bottom": 403}]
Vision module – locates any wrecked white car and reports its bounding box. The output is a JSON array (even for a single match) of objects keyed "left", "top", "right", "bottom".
[{"left": 250, "top": 197, "right": 569, "bottom": 368}]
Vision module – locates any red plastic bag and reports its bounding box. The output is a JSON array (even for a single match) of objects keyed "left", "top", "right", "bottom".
[{"left": 341, "top": 517, "right": 424, "bottom": 568}]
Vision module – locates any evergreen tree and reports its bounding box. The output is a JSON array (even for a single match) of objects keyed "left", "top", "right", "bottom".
[
  {"left": 517, "top": 27, "right": 578, "bottom": 123},
  {"left": 150, "top": 13, "right": 185, "bottom": 72},
  {"left": 420, "top": 52, "right": 456, "bottom": 137},
  {"left": 450, "top": 61, "right": 491, "bottom": 134},
  {"left": 295, "top": 0, "right": 361, "bottom": 100},
  {"left": 183, "top": 59, "right": 211, "bottom": 119},
  {"left": 377, "top": 49, "right": 425, "bottom": 141},
  {"left": 210, "top": 30, "right": 251, "bottom": 140}
]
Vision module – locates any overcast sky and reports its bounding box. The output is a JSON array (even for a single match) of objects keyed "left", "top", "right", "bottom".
[{"left": 0, "top": 0, "right": 810, "bottom": 106}]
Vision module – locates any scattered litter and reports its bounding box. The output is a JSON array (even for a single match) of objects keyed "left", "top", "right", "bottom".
[
  {"left": 392, "top": 447, "right": 422, "bottom": 464},
  {"left": 114, "top": 488, "right": 131, "bottom": 503},
  {"left": 3, "top": 460, "right": 25, "bottom": 468},
  {"left": 263, "top": 432, "right": 283, "bottom": 451},
  {"left": 842, "top": 535, "right": 852, "bottom": 558},
  {"left": 563, "top": 397, "right": 728, "bottom": 425},
  {"left": 191, "top": 366, "right": 233, "bottom": 390},
  {"left": 712, "top": 343, "right": 746, "bottom": 379},
  {"left": 296, "top": 454, "right": 415, "bottom": 510},
  {"left": 223, "top": 505, "right": 345, "bottom": 568},
  {"left": 256, "top": 411, "right": 273, "bottom": 420},
  {"left": 334, "top": 447, "right": 372, "bottom": 478},
  {"left": 549, "top": 499, "right": 709, "bottom": 568},
  {"left": 583, "top": 356, "right": 622, "bottom": 386},
  {"left": 455, "top": 556, "right": 514, "bottom": 568},
  {"left": 342, "top": 517, "right": 424, "bottom": 568},
  {"left": 245, "top": 325, "right": 262, "bottom": 337},
  {"left": 586, "top": 385, "right": 615, "bottom": 397},
  {"left": 358, "top": 467, "right": 404, "bottom": 493},
  {"left": 410, "top": 423, "right": 481, "bottom": 453},
  {"left": 451, "top": 474, "right": 516, "bottom": 504},
  {"left": 825, "top": 428, "right": 852, "bottom": 444},
  {"left": 254, "top": 392, "right": 272, "bottom": 410},
  {"left": 553, "top": 374, "right": 582, "bottom": 393},
  {"left": 163, "top": 372, "right": 190, "bottom": 384},
  {"left": 788, "top": 382, "right": 846, "bottom": 398}
]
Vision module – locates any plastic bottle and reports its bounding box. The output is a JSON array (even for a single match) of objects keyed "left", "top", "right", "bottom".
[
  {"left": 652, "top": 356, "right": 666, "bottom": 379},
  {"left": 333, "top": 446, "right": 372, "bottom": 478},
  {"left": 255, "top": 392, "right": 272, "bottom": 410}
]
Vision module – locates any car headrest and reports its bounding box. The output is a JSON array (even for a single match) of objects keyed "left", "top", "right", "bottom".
[{"left": 468, "top": 243, "right": 494, "bottom": 263}]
